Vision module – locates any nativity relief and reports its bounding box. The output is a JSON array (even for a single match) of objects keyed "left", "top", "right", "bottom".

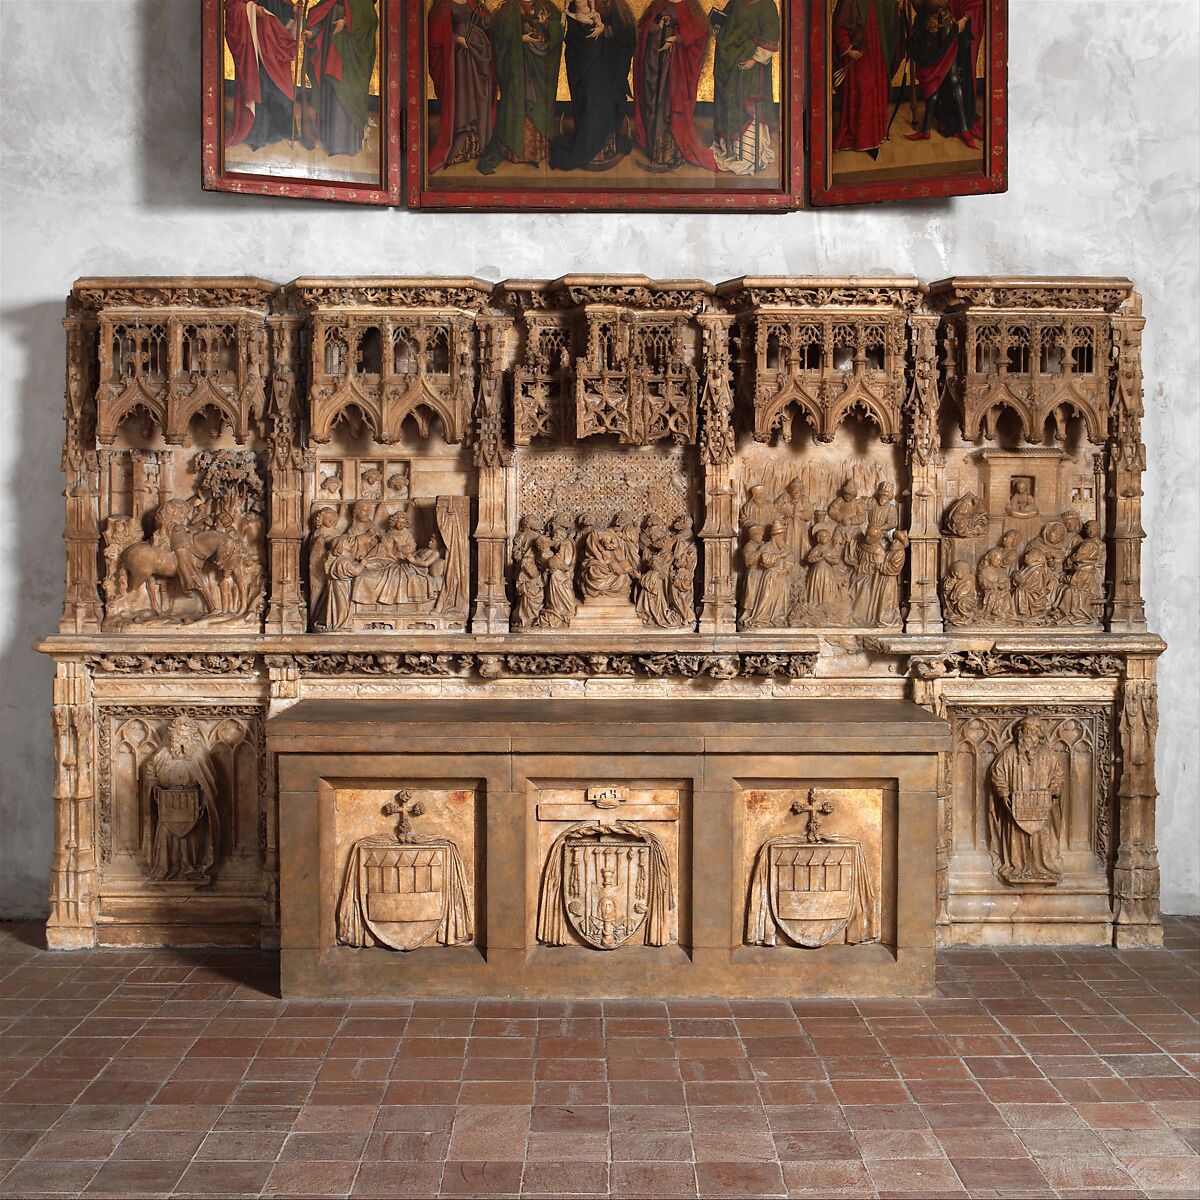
[{"left": 44, "top": 276, "right": 1162, "bottom": 967}]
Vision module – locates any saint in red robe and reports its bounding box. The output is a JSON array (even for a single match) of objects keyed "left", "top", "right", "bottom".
[
  {"left": 427, "top": 0, "right": 497, "bottom": 173},
  {"left": 224, "top": 0, "right": 297, "bottom": 147},
  {"left": 633, "top": 0, "right": 716, "bottom": 171},
  {"left": 908, "top": 0, "right": 984, "bottom": 142},
  {"left": 832, "top": 0, "right": 899, "bottom": 154}
]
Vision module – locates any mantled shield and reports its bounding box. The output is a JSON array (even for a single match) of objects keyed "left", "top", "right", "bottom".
[
  {"left": 1007, "top": 788, "right": 1054, "bottom": 835},
  {"left": 359, "top": 844, "right": 449, "bottom": 952},
  {"left": 769, "top": 841, "right": 860, "bottom": 948},
  {"left": 563, "top": 836, "right": 650, "bottom": 950}
]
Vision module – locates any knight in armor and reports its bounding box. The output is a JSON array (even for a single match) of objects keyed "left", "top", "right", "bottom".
[{"left": 906, "top": 0, "right": 983, "bottom": 149}]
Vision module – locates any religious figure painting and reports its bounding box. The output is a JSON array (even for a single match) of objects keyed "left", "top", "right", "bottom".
[
  {"left": 807, "top": 0, "right": 1007, "bottom": 205},
  {"left": 202, "top": 0, "right": 402, "bottom": 203},
  {"left": 406, "top": 0, "right": 804, "bottom": 210}
]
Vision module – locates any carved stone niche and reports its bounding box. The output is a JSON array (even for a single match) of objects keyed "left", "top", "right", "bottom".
[
  {"left": 73, "top": 280, "right": 276, "bottom": 633},
  {"left": 291, "top": 278, "right": 492, "bottom": 446},
  {"left": 942, "top": 704, "right": 1115, "bottom": 945},
  {"left": 507, "top": 276, "right": 710, "bottom": 448},
  {"left": 95, "top": 706, "right": 267, "bottom": 945}
]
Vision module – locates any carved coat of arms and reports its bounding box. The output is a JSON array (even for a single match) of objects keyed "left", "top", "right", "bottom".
[
  {"left": 745, "top": 790, "right": 879, "bottom": 949},
  {"left": 336, "top": 792, "right": 473, "bottom": 952},
  {"left": 537, "top": 821, "right": 674, "bottom": 949}
]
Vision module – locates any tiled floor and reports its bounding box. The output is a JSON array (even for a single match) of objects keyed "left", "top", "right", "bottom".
[{"left": 0, "top": 921, "right": 1197, "bottom": 1200}]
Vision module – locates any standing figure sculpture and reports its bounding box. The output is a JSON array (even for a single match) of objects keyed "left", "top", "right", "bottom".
[
  {"left": 535, "top": 511, "right": 578, "bottom": 628},
  {"left": 668, "top": 515, "right": 698, "bottom": 626},
  {"left": 316, "top": 500, "right": 379, "bottom": 631},
  {"left": 1057, "top": 519, "right": 1106, "bottom": 625},
  {"left": 142, "top": 718, "right": 221, "bottom": 885},
  {"left": 512, "top": 514, "right": 546, "bottom": 628},
  {"left": 989, "top": 717, "right": 1065, "bottom": 886}
]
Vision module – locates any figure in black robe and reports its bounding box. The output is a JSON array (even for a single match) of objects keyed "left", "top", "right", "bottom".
[{"left": 550, "top": 0, "right": 637, "bottom": 171}]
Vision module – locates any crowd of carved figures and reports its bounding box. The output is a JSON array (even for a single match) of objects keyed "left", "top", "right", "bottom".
[{"left": 42, "top": 275, "right": 1163, "bottom": 956}]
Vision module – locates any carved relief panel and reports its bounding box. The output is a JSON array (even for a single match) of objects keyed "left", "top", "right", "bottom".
[
  {"left": 531, "top": 780, "right": 684, "bottom": 951},
  {"left": 947, "top": 706, "right": 1114, "bottom": 891},
  {"left": 334, "top": 786, "right": 479, "bottom": 952},
  {"left": 513, "top": 447, "right": 699, "bottom": 632},
  {"left": 933, "top": 280, "right": 1133, "bottom": 633},
  {"left": 742, "top": 784, "right": 889, "bottom": 949},
  {"left": 95, "top": 706, "right": 266, "bottom": 931}
]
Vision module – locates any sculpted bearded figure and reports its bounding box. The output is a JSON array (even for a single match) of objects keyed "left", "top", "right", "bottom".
[
  {"left": 989, "top": 717, "right": 1065, "bottom": 886},
  {"left": 580, "top": 513, "right": 638, "bottom": 600},
  {"left": 535, "top": 511, "right": 578, "bottom": 629},
  {"left": 512, "top": 514, "right": 546, "bottom": 628},
  {"left": 142, "top": 718, "right": 221, "bottom": 885},
  {"left": 316, "top": 500, "right": 378, "bottom": 631}
]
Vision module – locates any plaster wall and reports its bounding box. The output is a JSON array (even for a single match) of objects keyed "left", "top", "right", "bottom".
[{"left": 2, "top": 0, "right": 1197, "bottom": 917}]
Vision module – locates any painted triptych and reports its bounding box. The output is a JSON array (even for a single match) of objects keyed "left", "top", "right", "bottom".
[{"left": 201, "top": 0, "right": 1006, "bottom": 209}]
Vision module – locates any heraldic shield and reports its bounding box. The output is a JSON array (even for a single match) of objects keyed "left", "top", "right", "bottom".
[
  {"left": 1008, "top": 788, "right": 1055, "bottom": 835},
  {"left": 536, "top": 821, "right": 675, "bottom": 950},
  {"left": 747, "top": 836, "right": 879, "bottom": 949},
  {"left": 336, "top": 836, "right": 473, "bottom": 952}
]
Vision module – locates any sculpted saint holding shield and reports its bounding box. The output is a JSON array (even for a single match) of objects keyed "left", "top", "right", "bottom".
[{"left": 988, "top": 717, "right": 1066, "bottom": 886}]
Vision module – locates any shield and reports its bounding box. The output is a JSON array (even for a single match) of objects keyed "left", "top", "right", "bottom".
[
  {"left": 769, "top": 842, "right": 859, "bottom": 948},
  {"left": 563, "top": 836, "right": 650, "bottom": 950},
  {"left": 360, "top": 844, "right": 448, "bottom": 952},
  {"left": 154, "top": 786, "right": 202, "bottom": 839},
  {"left": 1008, "top": 788, "right": 1054, "bottom": 835}
]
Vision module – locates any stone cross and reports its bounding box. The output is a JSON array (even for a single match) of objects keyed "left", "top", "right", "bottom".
[
  {"left": 382, "top": 789, "right": 425, "bottom": 843},
  {"left": 791, "top": 789, "right": 835, "bottom": 843}
]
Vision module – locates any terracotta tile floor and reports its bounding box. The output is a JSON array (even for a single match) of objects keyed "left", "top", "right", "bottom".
[{"left": 0, "top": 919, "right": 1197, "bottom": 1199}]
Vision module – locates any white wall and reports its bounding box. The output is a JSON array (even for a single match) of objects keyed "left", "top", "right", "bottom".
[{"left": 2, "top": 0, "right": 1197, "bottom": 917}]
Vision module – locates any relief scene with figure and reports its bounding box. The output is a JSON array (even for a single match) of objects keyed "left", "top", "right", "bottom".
[{"left": 410, "top": 0, "right": 801, "bottom": 206}]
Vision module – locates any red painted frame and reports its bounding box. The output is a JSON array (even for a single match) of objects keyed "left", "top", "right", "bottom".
[
  {"left": 404, "top": 0, "right": 805, "bottom": 212},
  {"left": 807, "top": 0, "right": 1007, "bottom": 207},
  {"left": 202, "top": 0, "right": 403, "bottom": 204}
]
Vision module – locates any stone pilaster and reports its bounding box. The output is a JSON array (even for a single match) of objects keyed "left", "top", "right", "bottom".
[
  {"left": 904, "top": 312, "right": 944, "bottom": 634},
  {"left": 60, "top": 314, "right": 102, "bottom": 634},
  {"left": 697, "top": 314, "right": 737, "bottom": 634},
  {"left": 1107, "top": 296, "right": 1148, "bottom": 633},
  {"left": 1113, "top": 655, "right": 1162, "bottom": 947},
  {"left": 265, "top": 315, "right": 308, "bottom": 633},
  {"left": 472, "top": 316, "right": 512, "bottom": 633},
  {"left": 46, "top": 661, "right": 97, "bottom": 948}
]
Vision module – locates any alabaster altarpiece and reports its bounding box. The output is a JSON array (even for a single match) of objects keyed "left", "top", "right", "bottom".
[{"left": 38, "top": 273, "right": 1163, "bottom": 998}]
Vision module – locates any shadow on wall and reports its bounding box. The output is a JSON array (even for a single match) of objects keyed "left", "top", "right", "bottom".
[{"left": 0, "top": 302, "right": 66, "bottom": 919}]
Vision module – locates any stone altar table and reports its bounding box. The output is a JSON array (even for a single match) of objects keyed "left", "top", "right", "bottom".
[{"left": 271, "top": 698, "right": 947, "bottom": 998}]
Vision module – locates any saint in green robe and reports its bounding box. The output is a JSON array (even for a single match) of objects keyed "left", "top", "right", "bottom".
[
  {"left": 306, "top": 0, "right": 379, "bottom": 158},
  {"left": 712, "top": 0, "right": 781, "bottom": 171},
  {"left": 480, "top": 0, "right": 565, "bottom": 173}
]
